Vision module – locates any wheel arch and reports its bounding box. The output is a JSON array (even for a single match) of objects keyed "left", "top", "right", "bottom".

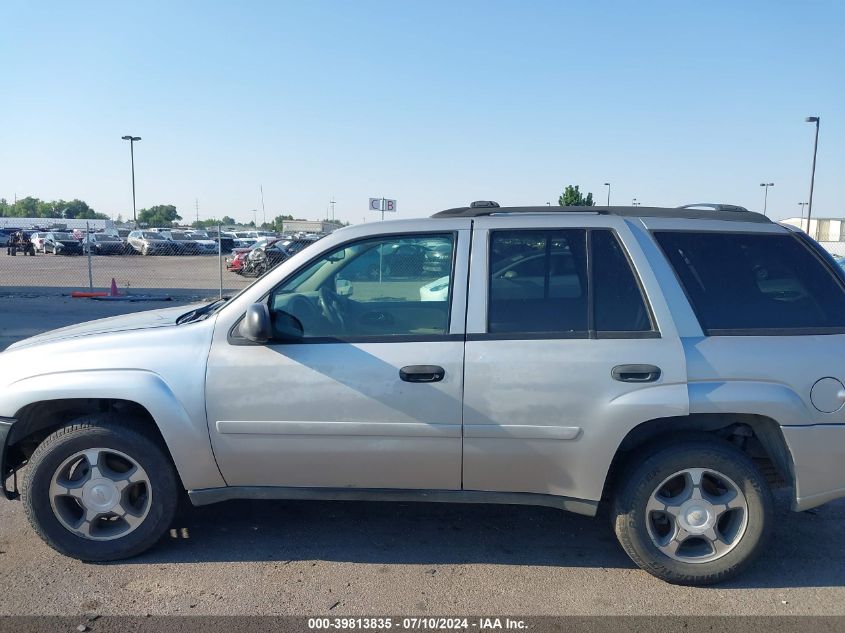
[
  {"left": 2, "top": 370, "right": 225, "bottom": 495},
  {"left": 603, "top": 412, "right": 795, "bottom": 510}
]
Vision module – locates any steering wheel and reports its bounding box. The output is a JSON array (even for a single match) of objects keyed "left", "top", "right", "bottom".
[{"left": 318, "top": 286, "right": 347, "bottom": 332}]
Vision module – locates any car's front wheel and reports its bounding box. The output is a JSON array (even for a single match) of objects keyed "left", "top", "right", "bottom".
[
  {"left": 612, "top": 436, "right": 773, "bottom": 585},
  {"left": 23, "top": 415, "right": 178, "bottom": 561}
]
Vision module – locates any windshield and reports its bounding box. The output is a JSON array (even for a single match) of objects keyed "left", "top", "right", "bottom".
[
  {"left": 171, "top": 232, "right": 192, "bottom": 240},
  {"left": 51, "top": 232, "right": 74, "bottom": 240},
  {"left": 141, "top": 232, "right": 162, "bottom": 239},
  {"left": 96, "top": 235, "right": 120, "bottom": 242}
]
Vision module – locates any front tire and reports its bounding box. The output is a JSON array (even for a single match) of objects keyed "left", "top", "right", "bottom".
[
  {"left": 612, "top": 436, "right": 772, "bottom": 585},
  {"left": 23, "top": 415, "right": 178, "bottom": 561}
]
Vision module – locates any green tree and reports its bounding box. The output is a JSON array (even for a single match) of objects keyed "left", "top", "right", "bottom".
[
  {"left": 558, "top": 185, "right": 595, "bottom": 207},
  {"left": 137, "top": 204, "right": 181, "bottom": 227},
  {"left": 221, "top": 215, "right": 236, "bottom": 225},
  {"left": 269, "top": 214, "right": 295, "bottom": 232}
]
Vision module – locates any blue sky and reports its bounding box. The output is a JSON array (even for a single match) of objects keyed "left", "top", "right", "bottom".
[{"left": 1, "top": 1, "right": 842, "bottom": 224}]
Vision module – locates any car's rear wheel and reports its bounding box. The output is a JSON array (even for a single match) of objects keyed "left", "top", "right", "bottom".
[
  {"left": 612, "top": 436, "right": 772, "bottom": 585},
  {"left": 23, "top": 415, "right": 178, "bottom": 561}
]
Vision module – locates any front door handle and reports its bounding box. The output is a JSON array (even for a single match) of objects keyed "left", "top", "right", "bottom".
[
  {"left": 611, "top": 364, "right": 662, "bottom": 383},
  {"left": 399, "top": 365, "right": 445, "bottom": 383}
]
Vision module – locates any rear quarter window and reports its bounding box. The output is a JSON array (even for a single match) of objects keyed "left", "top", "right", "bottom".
[{"left": 654, "top": 231, "right": 845, "bottom": 334}]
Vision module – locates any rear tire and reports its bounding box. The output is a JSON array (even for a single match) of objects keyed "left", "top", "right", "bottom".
[
  {"left": 23, "top": 415, "right": 178, "bottom": 561},
  {"left": 612, "top": 435, "right": 772, "bottom": 585}
]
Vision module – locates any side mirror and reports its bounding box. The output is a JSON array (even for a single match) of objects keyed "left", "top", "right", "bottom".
[
  {"left": 239, "top": 303, "right": 272, "bottom": 343},
  {"left": 335, "top": 278, "right": 353, "bottom": 297}
]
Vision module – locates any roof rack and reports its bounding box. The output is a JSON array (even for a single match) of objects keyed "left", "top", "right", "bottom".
[
  {"left": 677, "top": 203, "right": 750, "bottom": 213},
  {"left": 432, "top": 202, "right": 770, "bottom": 223}
]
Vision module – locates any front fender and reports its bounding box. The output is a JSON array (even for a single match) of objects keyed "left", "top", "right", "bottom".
[{"left": 2, "top": 369, "right": 225, "bottom": 490}]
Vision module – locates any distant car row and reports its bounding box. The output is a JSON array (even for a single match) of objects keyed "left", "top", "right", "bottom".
[{"left": 2, "top": 227, "right": 325, "bottom": 256}]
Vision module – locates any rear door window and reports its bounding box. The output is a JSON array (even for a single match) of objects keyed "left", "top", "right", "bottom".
[
  {"left": 488, "top": 230, "right": 588, "bottom": 334},
  {"left": 592, "top": 230, "right": 653, "bottom": 334},
  {"left": 655, "top": 231, "right": 845, "bottom": 333}
]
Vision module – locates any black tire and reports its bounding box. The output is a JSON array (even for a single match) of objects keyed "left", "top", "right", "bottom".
[
  {"left": 612, "top": 435, "right": 773, "bottom": 585},
  {"left": 23, "top": 415, "right": 178, "bottom": 561}
]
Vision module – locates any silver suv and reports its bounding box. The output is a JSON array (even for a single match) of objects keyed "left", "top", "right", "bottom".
[{"left": 2, "top": 203, "right": 845, "bottom": 585}]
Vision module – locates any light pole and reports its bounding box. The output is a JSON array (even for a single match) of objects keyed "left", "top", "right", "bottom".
[
  {"left": 604, "top": 182, "right": 611, "bottom": 206},
  {"left": 798, "top": 201, "right": 808, "bottom": 226},
  {"left": 805, "top": 116, "right": 820, "bottom": 235},
  {"left": 759, "top": 182, "right": 774, "bottom": 216},
  {"left": 632, "top": 198, "right": 639, "bottom": 207},
  {"left": 121, "top": 135, "right": 141, "bottom": 227}
]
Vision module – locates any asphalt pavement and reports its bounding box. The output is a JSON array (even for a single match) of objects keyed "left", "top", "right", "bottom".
[{"left": 0, "top": 293, "right": 843, "bottom": 617}]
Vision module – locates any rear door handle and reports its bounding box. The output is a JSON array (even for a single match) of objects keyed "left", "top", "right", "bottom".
[
  {"left": 399, "top": 365, "right": 445, "bottom": 383},
  {"left": 611, "top": 364, "right": 661, "bottom": 383}
]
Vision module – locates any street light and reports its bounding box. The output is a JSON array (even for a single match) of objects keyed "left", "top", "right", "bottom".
[
  {"left": 805, "top": 116, "right": 820, "bottom": 235},
  {"left": 604, "top": 182, "right": 611, "bottom": 206},
  {"left": 759, "top": 182, "right": 774, "bottom": 216},
  {"left": 632, "top": 197, "right": 639, "bottom": 207},
  {"left": 798, "top": 201, "right": 808, "bottom": 226},
  {"left": 121, "top": 135, "right": 141, "bottom": 226}
]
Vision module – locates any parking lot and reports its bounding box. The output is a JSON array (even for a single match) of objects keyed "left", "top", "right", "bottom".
[
  {"left": 0, "top": 251, "right": 253, "bottom": 293},
  {"left": 0, "top": 296, "right": 843, "bottom": 617}
]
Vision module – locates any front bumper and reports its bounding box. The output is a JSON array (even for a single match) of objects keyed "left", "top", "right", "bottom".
[{"left": 782, "top": 424, "right": 845, "bottom": 511}]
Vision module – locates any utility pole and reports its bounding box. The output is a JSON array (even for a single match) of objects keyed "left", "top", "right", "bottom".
[
  {"left": 759, "top": 182, "right": 774, "bottom": 216},
  {"left": 804, "top": 116, "right": 820, "bottom": 236},
  {"left": 260, "top": 185, "right": 266, "bottom": 227},
  {"left": 330, "top": 196, "right": 336, "bottom": 222},
  {"left": 195, "top": 198, "right": 199, "bottom": 224},
  {"left": 121, "top": 135, "right": 141, "bottom": 227}
]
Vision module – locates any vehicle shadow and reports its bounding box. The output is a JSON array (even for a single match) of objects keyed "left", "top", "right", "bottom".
[{"left": 117, "top": 492, "right": 845, "bottom": 589}]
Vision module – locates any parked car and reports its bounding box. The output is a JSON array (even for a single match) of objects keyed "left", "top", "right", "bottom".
[
  {"left": 42, "top": 231, "right": 83, "bottom": 255},
  {"left": 223, "top": 231, "right": 258, "bottom": 250},
  {"left": 29, "top": 232, "right": 47, "bottom": 253},
  {"left": 160, "top": 231, "right": 202, "bottom": 255},
  {"left": 185, "top": 230, "right": 221, "bottom": 254},
  {"left": 226, "top": 238, "right": 276, "bottom": 272},
  {"left": 5, "top": 230, "right": 36, "bottom": 256},
  {"left": 205, "top": 230, "right": 234, "bottom": 253},
  {"left": 82, "top": 233, "right": 126, "bottom": 255},
  {"left": 4, "top": 202, "right": 845, "bottom": 587},
  {"left": 126, "top": 230, "right": 179, "bottom": 255}
]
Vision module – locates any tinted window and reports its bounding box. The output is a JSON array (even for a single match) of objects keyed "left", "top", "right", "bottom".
[
  {"left": 655, "top": 231, "right": 845, "bottom": 332},
  {"left": 592, "top": 230, "right": 653, "bottom": 332},
  {"left": 269, "top": 234, "right": 454, "bottom": 339},
  {"left": 488, "top": 230, "right": 588, "bottom": 333}
]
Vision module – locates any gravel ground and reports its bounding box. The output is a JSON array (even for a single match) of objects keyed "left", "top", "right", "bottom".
[
  {"left": 0, "top": 296, "right": 843, "bottom": 617},
  {"left": 0, "top": 251, "right": 252, "bottom": 291}
]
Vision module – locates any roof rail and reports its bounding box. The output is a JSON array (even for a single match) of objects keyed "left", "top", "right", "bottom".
[
  {"left": 431, "top": 203, "right": 771, "bottom": 223},
  {"left": 677, "top": 203, "right": 750, "bottom": 213}
]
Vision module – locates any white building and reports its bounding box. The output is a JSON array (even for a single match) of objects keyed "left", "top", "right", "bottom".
[
  {"left": 780, "top": 217, "right": 845, "bottom": 257},
  {"left": 0, "top": 217, "right": 114, "bottom": 231},
  {"left": 279, "top": 220, "right": 343, "bottom": 234}
]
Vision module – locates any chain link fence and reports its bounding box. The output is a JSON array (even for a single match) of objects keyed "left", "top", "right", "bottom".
[{"left": 0, "top": 223, "right": 322, "bottom": 299}]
